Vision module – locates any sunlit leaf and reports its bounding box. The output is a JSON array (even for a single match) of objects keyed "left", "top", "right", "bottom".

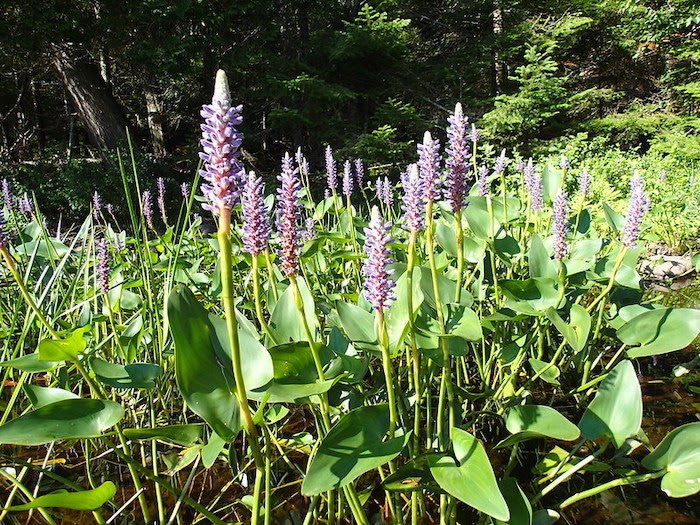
[
  {"left": 4, "top": 481, "right": 116, "bottom": 511},
  {"left": 642, "top": 422, "right": 700, "bottom": 497}
]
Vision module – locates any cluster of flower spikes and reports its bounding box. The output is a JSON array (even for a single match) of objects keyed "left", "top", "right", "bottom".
[
  {"left": 362, "top": 206, "right": 396, "bottom": 312},
  {"left": 401, "top": 164, "right": 425, "bottom": 233},
  {"left": 276, "top": 153, "right": 302, "bottom": 278},
  {"left": 376, "top": 177, "right": 393, "bottom": 207},
  {"left": 199, "top": 70, "right": 246, "bottom": 217},
  {"left": 621, "top": 173, "right": 650, "bottom": 249},
  {"left": 444, "top": 103, "right": 472, "bottom": 213},
  {"left": 242, "top": 171, "right": 272, "bottom": 256}
]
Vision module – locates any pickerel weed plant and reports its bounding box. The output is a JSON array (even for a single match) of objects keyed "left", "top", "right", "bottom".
[{"left": 0, "top": 69, "right": 699, "bottom": 525}]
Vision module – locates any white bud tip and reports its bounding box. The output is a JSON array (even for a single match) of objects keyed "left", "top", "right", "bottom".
[
  {"left": 213, "top": 70, "right": 231, "bottom": 107},
  {"left": 454, "top": 102, "right": 463, "bottom": 115}
]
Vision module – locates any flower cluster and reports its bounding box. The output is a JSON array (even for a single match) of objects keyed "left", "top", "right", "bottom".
[
  {"left": 325, "top": 145, "right": 337, "bottom": 193},
  {"left": 401, "top": 164, "right": 425, "bottom": 233},
  {"left": 0, "top": 211, "right": 9, "bottom": 249},
  {"left": 199, "top": 70, "right": 245, "bottom": 217},
  {"left": 342, "top": 160, "right": 353, "bottom": 197},
  {"left": 362, "top": 207, "right": 395, "bottom": 312},
  {"left": 180, "top": 182, "right": 190, "bottom": 200},
  {"left": 621, "top": 173, "right": 650, "bottom": 249},
  {"left": 524, "top": 159, "right": 543, "bottom": 212},
  {"left": 19, "top": 194, "right": 32, "bottom": 215},
  {"left": 493, "top": 149, "right": 508, "bottom": 175},
  {"left": 242, "top": 171, "right": 271, "bottom": 256},
  {"left": 92, "top": 191, "right": 102, "bottom": 220},
  {"left": 478, "top": 165, "right": 489, "bottom": 197},
  {"left": 2, "top": 179, "right": 12, "bottom": 211},
  {"left": 276, "top": 153, "right": 302, "bottom": 278},
  {"left": 417, "top": 131, "right": 441, "bottom": 203},
  {"left": 444, "top": 103, "right": 471, "bottom": 212},
  {"left": 96, "top": 238, "right": 110, "bottom": 294},
  {"left": 579, "top": 168, "right": 591, "bottom": 197},
  {"left": 376, "top": 177, "right": 393, "bottom": 208},
  {"left": 355, "top": 159, "right": 365, "bottom": 188},
  {"left": 157, "top": 177, "right": 167, "bottom": 225},
  {"left": 552, "top": 191, "right": 569, "bottom": 260},
  {"left": 142, "top": 190, "right": 154, "bottom": 230}
]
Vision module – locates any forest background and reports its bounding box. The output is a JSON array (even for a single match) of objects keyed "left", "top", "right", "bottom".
[{"left": 1, "top": 0, "right": 698, "bottom": 230}]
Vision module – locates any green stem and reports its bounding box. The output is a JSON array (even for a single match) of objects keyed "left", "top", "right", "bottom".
[
  {"left": 454, "top": 210, "right": 464, "bottom": 302},
  {"left": 586, "top": 247, "right": 627, "bottom": 313},
  {"left": 252, "top": 255, "right": 277, "bottom": 344},
  {"left": 559, "top": 471, "right": 664, "bottom": 509}
]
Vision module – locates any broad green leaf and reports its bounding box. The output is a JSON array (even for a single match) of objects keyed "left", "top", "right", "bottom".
[
  {"left": 496, "top": 405, "right": 580, "bottom": 449},
  {"left": 385, "top": 266, "right": 424, "bottom": 355},
  {"left": 201, "top": 431, "right": 226, "bottom": 468},
  {"left": 528, "top": 234, "right": 557, "bottom": 280},
  {"left": 618, "top": 308, "right": 700, "bottom": 358},
  {"left": 546, "top": 305, "right": 590, "bottom": 353},
  {"left": 579, "top": 360, "right": 641, "bottom": 448},
  {"left": 381, "top": 453, "right": 443, "bottom": 493},
  {"left": 642, "top": 422, "right": 700, "bottom": 497},
  {"left": 436, "top": 219, "right": 458, "bottom": 257},
  {"left": 603, "top": 203, "right": 625, "bottom": 233},
  {"left": 23, "top": 385, "right": 78, "bottom": 409},
  {"left": 14, "top": 238, "right": 71, "bottom": 260},
  {"left": 496, "top": 478, "right": 533, "bottom": 525},
  {"left": 123, "top": 425, "right": 202, "bottom": 446},
  {"left": 565, "top": 238, "right": 602, "bottom": 275},
  {"left": 90, "top": 358, "right": 162, "bottom": 389},
  {"left": 167, "top": 285, "right": 241, "bottom": 442},
  {"left": 494, "top": 235, "right": 521, "bottom": 265},
  {"left": 528, "top": 359, "right": 560, "bottom": 386},
  {"left": 0, "top": 399, "right": 124, "bottom": 445},
  {"left": 301, "top": 404, "right": 410, "bottom": 495},
  {"left": 501, "top": 278, "right": 560, "bottom": 316},
  {"left": 592, "top": 249, "right": 641, "bottom": 289},
  {"left": 38, "top": 326, "right": 90, "bottom": 362},
  {"left": 541, "top": 164, "right": 562, "bottom": 203},
  {"left": 4, "top": 481, "right": 116, "bottom": 512},
  {"left": 532, "top": 509, "right": 560, "bottom": 525},
  {"left": 335, "top": 301, "right": 379, "bottom": 353},
  {"left": 0, "top": 353, "right": 61, "bottom": 372},
  {"left": 430, "top": 428, "right": 509, "bottom": 521},
  {"left": 270, "top": 277, "right": 319, "bottom": 343}
]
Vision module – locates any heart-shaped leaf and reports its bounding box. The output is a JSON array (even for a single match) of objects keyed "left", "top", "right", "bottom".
[
  {"left": 618, "top": 308, "right": 700, "bottom": 358},
  {"left": 496, "top": 405, "right": 580, "bottom": 449},
  {"left": 23, "top": 385, "right": 79, "bottom": 409},
  {"left": 38, "top": 326, "right": 90, "bottom": 362},
  {"left": 642, "top": 422, "right": 700, "bottom": 497},
  {"left": 90, "top": 358, "right": 162, "bottom": 389}
]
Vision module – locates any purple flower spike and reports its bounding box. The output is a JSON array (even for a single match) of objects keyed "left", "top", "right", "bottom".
[
  {"left": 552, "top": 190, "right": 569, "bottom": 260},
  {"left": 342, "top": 160, "right": 353, "bottom": 197},
  {"left": 142, "top": 190, "right": 154, "bottom": 230},
  {"left": 559, "top": 155, "right": 570, "bottom": 170},
  {"left": 417, "top": 131, "right": 441, "bottom": 203},
  {"left": 96, "top": 238, "right": 110, "bottom": 294},
  {"left": 199, "top": 70, "right": 246, "bottom": 217},
  {"left": 303, "top": 216, "right": 316, "bottom": 242},
  {"left": 531, "top": 175, "right": 543, "bottom": 212},
  {"left": 444, "top": 103, "right": 472, "bottom": 212},
  {"left": 469, "top": 123, "right": 480, "bottom": 144},
  {"left": 493, "top": 149, "right": 508, "bottom": 175},
  {"left": 276, "top": 153, "right": 302, "bottom": 278},
  {"left": 157, "top": 177, "right": 168, "bottom": 225},
  {"left": 242, "top": 171, "right": 271, "bottom": 256},
  {"left": 579, "top": 168, "right": 591, "bottom": 197},
  {"left": 362, "top": 206, "right": 395, "bottom": 312},
  {"left": 325, "top": 145, "right": 337, "bottom": 193},
  {"left": 19, "top": 194, "right": 32, "bottom": 215},
  {"left": 401, "top": 164, "right": 425, "bottom": 233},
  {"left": 2, "top": 179, "right": 13, "bottom": 211},
  {"left": 355, "top": 158, "right": 365, "bottom": 188},
  {"left": 517, "top": 160, "right": 526, "bottom": 173},
  {"left": 92, "top": 191, "right": 102, "bottom": 220},
  {"left": 180, "top": 182, "right": 190, "bottom": 200},
  {"left": 378, "top": 177, "right": 393, "bottom": 208},
  {"left": 478, "top": 165, "right": 489, "bottom": 197},
  {"left": 523, "top": 158, "right": 536, "bottom": 191},
  {"left": 621, "top": 173, "right": 650, "bottom": 249}
]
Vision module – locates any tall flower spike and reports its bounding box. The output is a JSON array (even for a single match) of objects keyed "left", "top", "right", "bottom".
[
  {"left": 199, "top": 69, "right": 245, "bottom": 217},
  {"left": 478, "top": 165, "right": 489, "bottom": 197},
  {"left": 96, "top": 238, "right": 110, "bottom": 294},
  {"left": 325, "top": 145, "right": 337, "bottom": 193},
  {"left": 342, "top": 160, "right": 353, "bottom": 197},
  {"left": 380, "top": 176, "right": 393, "bottom": 208},
  {"left": 621, "top": 173, "right": 650, "bottom": 249},
  {"left": 579, "top": 168, "right": 591, "bottom": 197},
  {"left": 242, "top": 171, "right": 271, "bottom": 256},
  {"left": 493, "top": 149, "right": 508, "bottom": 175},
  {"left": 444, "top": 103, "right": 471, "bottom": 212},
  {"left": 362, "top": 206, "right": 395, "bottom": 312},
  {"left": 180, "top": 182, "right": 190, "bottom": 200},
  {"left": 552, "top": 190, "right": 569, "bottom": 260},
  {"left": 355, "top": 158, "right": 365, "bottom": 188},
  {"left": 2, "top": 179, "right": 13, "bottom": 211},
  {"left": 417, "top": 131, "right": 441, "bottom": 203},
  {"left": 92, "top": 191, "right": 102, "bottom": 220},
  {"left": 19, "top": 193, "right": 33, "bottom": 215},
  {"left": 559, "top": 155, "right": 570, "bottom": 170},
  {"left": 157, "top": 177, "right": 168, "bottom": 224},
  {"left": 401, "top": 164, "right": 425, "bottom": 232},
  {"left": 276, "top": 153, "right": 302, "bottom": 278},
  {"left": 531, "top": 175, "right": 543, "bottom": 212},
  {"left": 469, "top": 123, "right": 480, "bottom": 144},
  {"left": 142, "top": 190, "right": 154, "bottom": 230}
]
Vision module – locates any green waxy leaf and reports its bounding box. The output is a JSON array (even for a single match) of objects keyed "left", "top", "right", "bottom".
[
  {"left": 496, "top": 405, "right": 580, "bottom": 449},
  {"left": 0, "top": 353, "right": 61, "bottom": 372},
  {"left": 0, "top": 399, "right": 124, "bottom": 445},
  {"left": 618, "top": 308, "right": 700, "bottom": 358},
  {"left": 23, "top": 385, "right": 79, "bottom": 409},
  {"left": 38, "top": 326, "right": 90, "bottom": 362},
  {"left": 270, "top": 277, "right": 319, "bottom": 343},
  {"left": 4, "top": 481, "right": 116, "bottom": 512},
  {"left": 301, "top": 404, "right": 410, "bottom": 495},
  {"left": 642, "top": 422, "right": 700, "bottom": 497},
  {"left": 529, "top": 234, "right": 557, "bottom": 280},
  {"left": 579, "top": 360, "right": 642, "bottom": 448},
  {"left": 430, "top": 428, "right": 510, "bottom": 521},
  {"left": 90, "top": 358, "right": 162, "bottom": 389},
  {"left": 496, "top": 477, "right": 533, "bottom": 525},
  {"left": 501, "top": 278, "right": 560, "bottom": 316},
  {"left": 546, "top": 305, "right": 590, "bottom": 353}
]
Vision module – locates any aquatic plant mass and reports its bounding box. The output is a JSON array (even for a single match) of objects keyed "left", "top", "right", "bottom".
[{"left": 1, "top": 70, "right": 699, "bottom": 524}]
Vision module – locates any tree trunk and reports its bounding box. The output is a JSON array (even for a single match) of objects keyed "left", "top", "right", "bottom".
[
  {"left": 52, "top": 45, "right": 129, "bottom": 151},
  {"left": 493, "top": 2, "right": 506, "bottom": 95},
  {"left": 144, "top": 86, "right": 166, "bottom": 158}
]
